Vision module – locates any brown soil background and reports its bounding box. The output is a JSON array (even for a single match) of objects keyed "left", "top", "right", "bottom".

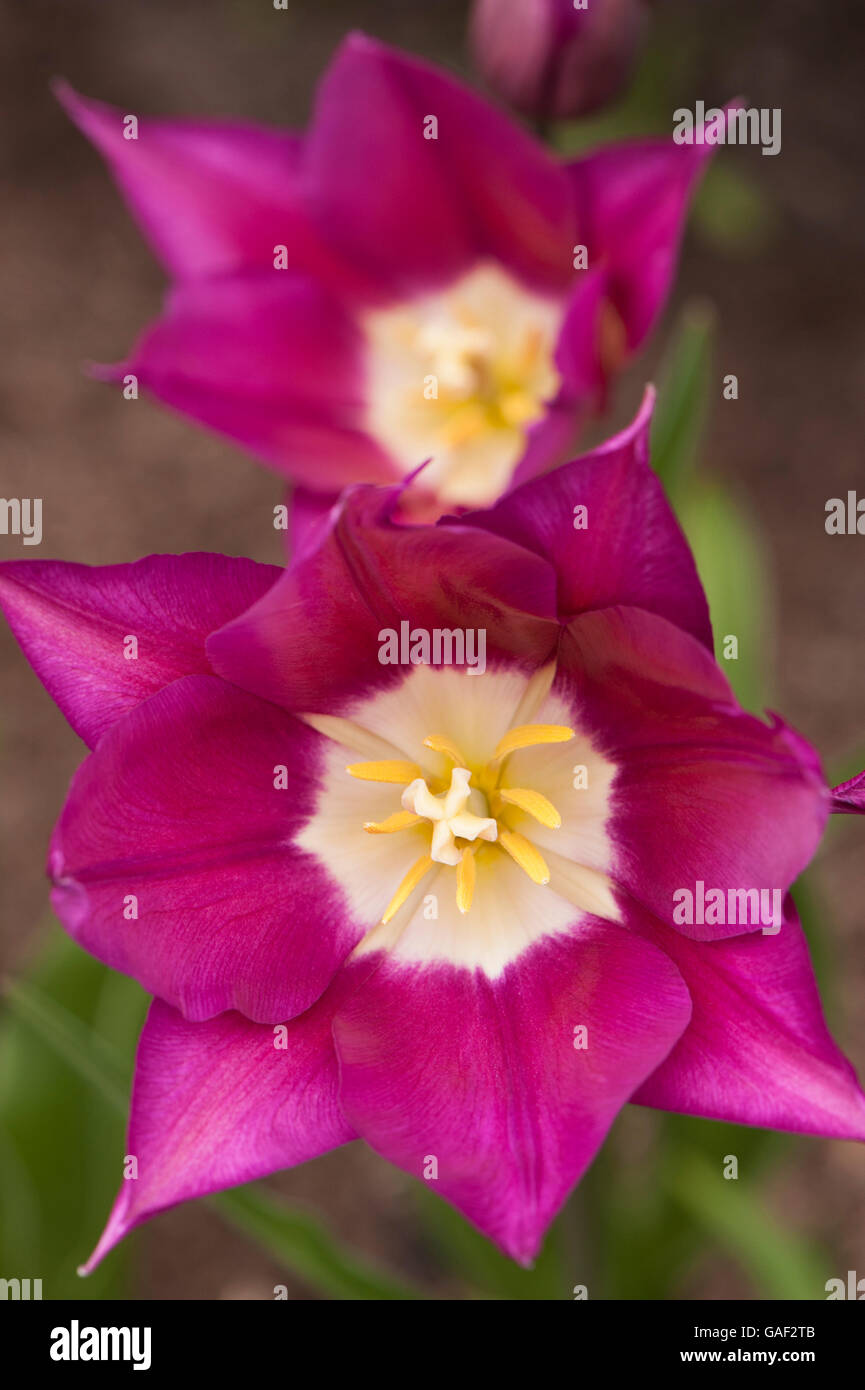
[{"left": 1, "top": 0, "right": 864, "bottom": 1299}]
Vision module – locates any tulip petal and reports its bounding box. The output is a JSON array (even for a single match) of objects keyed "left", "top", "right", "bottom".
[
  {"left": 633, "top": 901, "right": 865, "bottom": 1140},
  {"left": 0, "top": 553, "right": 279, "bottom": 748},
  {"left": 207, "top": 482, "right": 559, "bottom": 715},
  {"left": 558, "top": 607, "right": 829, "bottom": 939},
  {"left": 830, "top": 767, "right": 865, "bottom": 814},
  {"left": 305, "top": 34, "right": 576, "bottom": 297},
  {"left": 567, "top": 124, "right": 718, "bottom": 350},
  {"left": 112, "top": 273, "right": 397, "bottom": 488},
  {"left": 56, "top": 81, "right": 371, "bottom": 296},
  {"left": 82, "top": 988, "right": 355, "bottom": 1273},
  {"left": 333, "top": 922, "right": 691, "bottom": 1264},
  {"left": 49, "top": 675, "right": 366, "bottom": 1023},
  {"left": 468, "top": 388, "right": 713, "bottom": 647}
]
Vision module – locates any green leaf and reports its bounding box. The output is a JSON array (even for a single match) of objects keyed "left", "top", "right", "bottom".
[
  {"left": 413, "top": 1182, "right": 569, "bottom": 1300},
  {"left": 651, "top": 301, "right": 715, "bottom": 498},
  {"left": 692, "top": 164, "right": 778, "bottom": 257},
  {"left": 5, "top": 976, "right": 130, "bottom": 1113},
  {"left": 214, "top": 1186, "right": 420, "bottom": 1302},
  {"left": 2, "top": 941, "right": 424, "bottom": 1301},
  {"left": 0, "top": 930, "right": 144, "bottom": 1298},
  {"left": 666, "top": 1149, "right": 828, "bottom": 1300},
  {"left": 676, "top": 480, "right": 772, "bottom": 712}
]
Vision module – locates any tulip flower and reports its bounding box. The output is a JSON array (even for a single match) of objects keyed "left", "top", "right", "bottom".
[
  {"left": 470, "top": 0, "right": 652, "bottom": 121},
  {"left": 59, "top": 35, "right": 719, "bottom": 530},
  {"left": 3, "top": 394, "right": 862, "bottom": 1269}
]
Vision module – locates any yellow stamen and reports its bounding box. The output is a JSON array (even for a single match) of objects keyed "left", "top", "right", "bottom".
[
  {"left": 498, "top": 787, "right": 562, "bottom": 828},
  {"left": 498, "top": 389, "right": 543, "bottom": 428},
  {"left": 439, "top": 400, "right": 489, "bottom": 448},
  {"left": 493, "top": 724, "right": 574, "bottom": 761},
  {"left": 381, "top": 854, "right": 433, "bottom": 924},
  {"left": 347, "top": 759, "right": 422, "bottom": 784},
  {"left": 498, "top": 829, "right": 550, "bottom": 885},
  {"left": 456, "top": 846, "right": 476, "bottom": 915},
  {"left": 423, "top": 734, "right": 469, "bottom": 766},
  {"left": 364, "top": 811, "right": 423, "bottom": 835}
]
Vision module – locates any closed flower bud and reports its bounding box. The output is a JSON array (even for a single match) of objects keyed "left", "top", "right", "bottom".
[{"left": 470, "top": 0, "right": 652, "bottom": 120}]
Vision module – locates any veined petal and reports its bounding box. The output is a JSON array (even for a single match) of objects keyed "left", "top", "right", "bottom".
[
  {"left": 114, "top": 273, "right": 398, "bottom": 490},
  {"left": 557, "top": 607, "right": 829, "bottom": 940},
  {"left": 565, "top": 108, "right": 732, "bottom": 351},
  {"left": 633, "top": 900, "right": 865, "bottom": 1140},
  {"left": 56, "top": 81, "right": 374, "bottom": 297},
  {"left": 81, "top": 987, "right": 356, "bottom": 1273},
  {"left": 333, "top": 923, "right": 691, "bottom": 1264},
  {"left": 465, "top": 388, "right": 713, "bottom": 649},
  {"left": 830, "top": 767, "right": 865, "bottom": 814},
  {"left": 207, "top": 482, "right": 558, "bottom": 716},
  {"left": 49, "top": 675, "right": 365, "bottom": 1023},
  {"left": 0, "top": 553, "right": 279, "bottom": 749},
  {"left": 305, "top": 34, "right": 577, "bottom": 298}
]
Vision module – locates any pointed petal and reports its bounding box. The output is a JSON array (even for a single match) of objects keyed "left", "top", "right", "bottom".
[
  {"left": 566, "top": 113, "right": 726, "bottom": 350},
  {"left": 50, "top": 675, "right": 365, "bottom": 1023},
  {"left": 82, "top": 988, "right": 355, "bottom": 1273},
  {"left": 830, "top": 767, "right": 865, "bottom": 814},
  {"left": 305, "top": 34, "right": 576, "bottom": 297},
  {"left": 0, "top": 553, "right": 279, "bottom": 748},
  {"left": 115, "top": 273, "right": 397, "bottom": 489},
  {"left": 557, "top": 606, "right": 829, "bottom": 939},
  {"left": 56, "top": 81, "right": 371, "bottom": 295},
  {"left": 207, "top": 482, "right": 559, "bottom": 715},
  {"left": 333, "top": 923, "right": 691, "bottom": 1264},
  {"left": 467, "top": 389, "right": 713, "bottom": 648},
  {"left": 633, "top": 900, "right": 865, "bottom": 1140}
]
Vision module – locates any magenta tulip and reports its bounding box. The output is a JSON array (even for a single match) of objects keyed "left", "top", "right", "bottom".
[
  {"left": 59, "top": 35, "right": 719, "bottom": 531},
  {"left": 3, "top": 395, "right": 861, "bottom": 1269}
]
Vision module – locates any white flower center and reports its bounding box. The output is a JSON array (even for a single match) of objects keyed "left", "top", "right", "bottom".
[
  {"left": 363, "top": 263, "right": 564, "bottom": 507},
  {"left": 295, "top": 666, "right": 620, "bottom": 977}
]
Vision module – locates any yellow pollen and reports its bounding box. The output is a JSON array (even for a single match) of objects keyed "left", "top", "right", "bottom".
[
  {"left": 492, "top": 724, "right": 575, "bottom": 761},
  {"left": 347, "top": 759, "right": 422, "bottom": 784}
]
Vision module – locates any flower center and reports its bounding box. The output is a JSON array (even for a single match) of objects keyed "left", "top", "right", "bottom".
[
  {"left": 401, "top": 766, "right": 497, "bottom": 867},
  {"left": 363, "top": 263, "right": 564, "bottom": 507},
  {"left": 347, "top": 721, "right": 574, "bottom": 920}
]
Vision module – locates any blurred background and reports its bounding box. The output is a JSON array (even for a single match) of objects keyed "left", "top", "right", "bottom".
[{"left": 1, "top": 0, "right": 864, "bottom": 1300}]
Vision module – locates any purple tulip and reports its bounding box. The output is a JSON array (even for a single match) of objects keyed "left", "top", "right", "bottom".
[
  {"left": 4, "top": 394, "right": 862, "bottom": 1271},
  {"left": 59, "top": 34, "right": 716, "bottom": 527},
  {"left": 470, "top": 0, "right": 652, "bottom": 120}
]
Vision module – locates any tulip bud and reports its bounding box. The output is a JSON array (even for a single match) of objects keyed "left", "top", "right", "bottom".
[{"left": 470, "top": 0, "right": 652, "bottom": 121}]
